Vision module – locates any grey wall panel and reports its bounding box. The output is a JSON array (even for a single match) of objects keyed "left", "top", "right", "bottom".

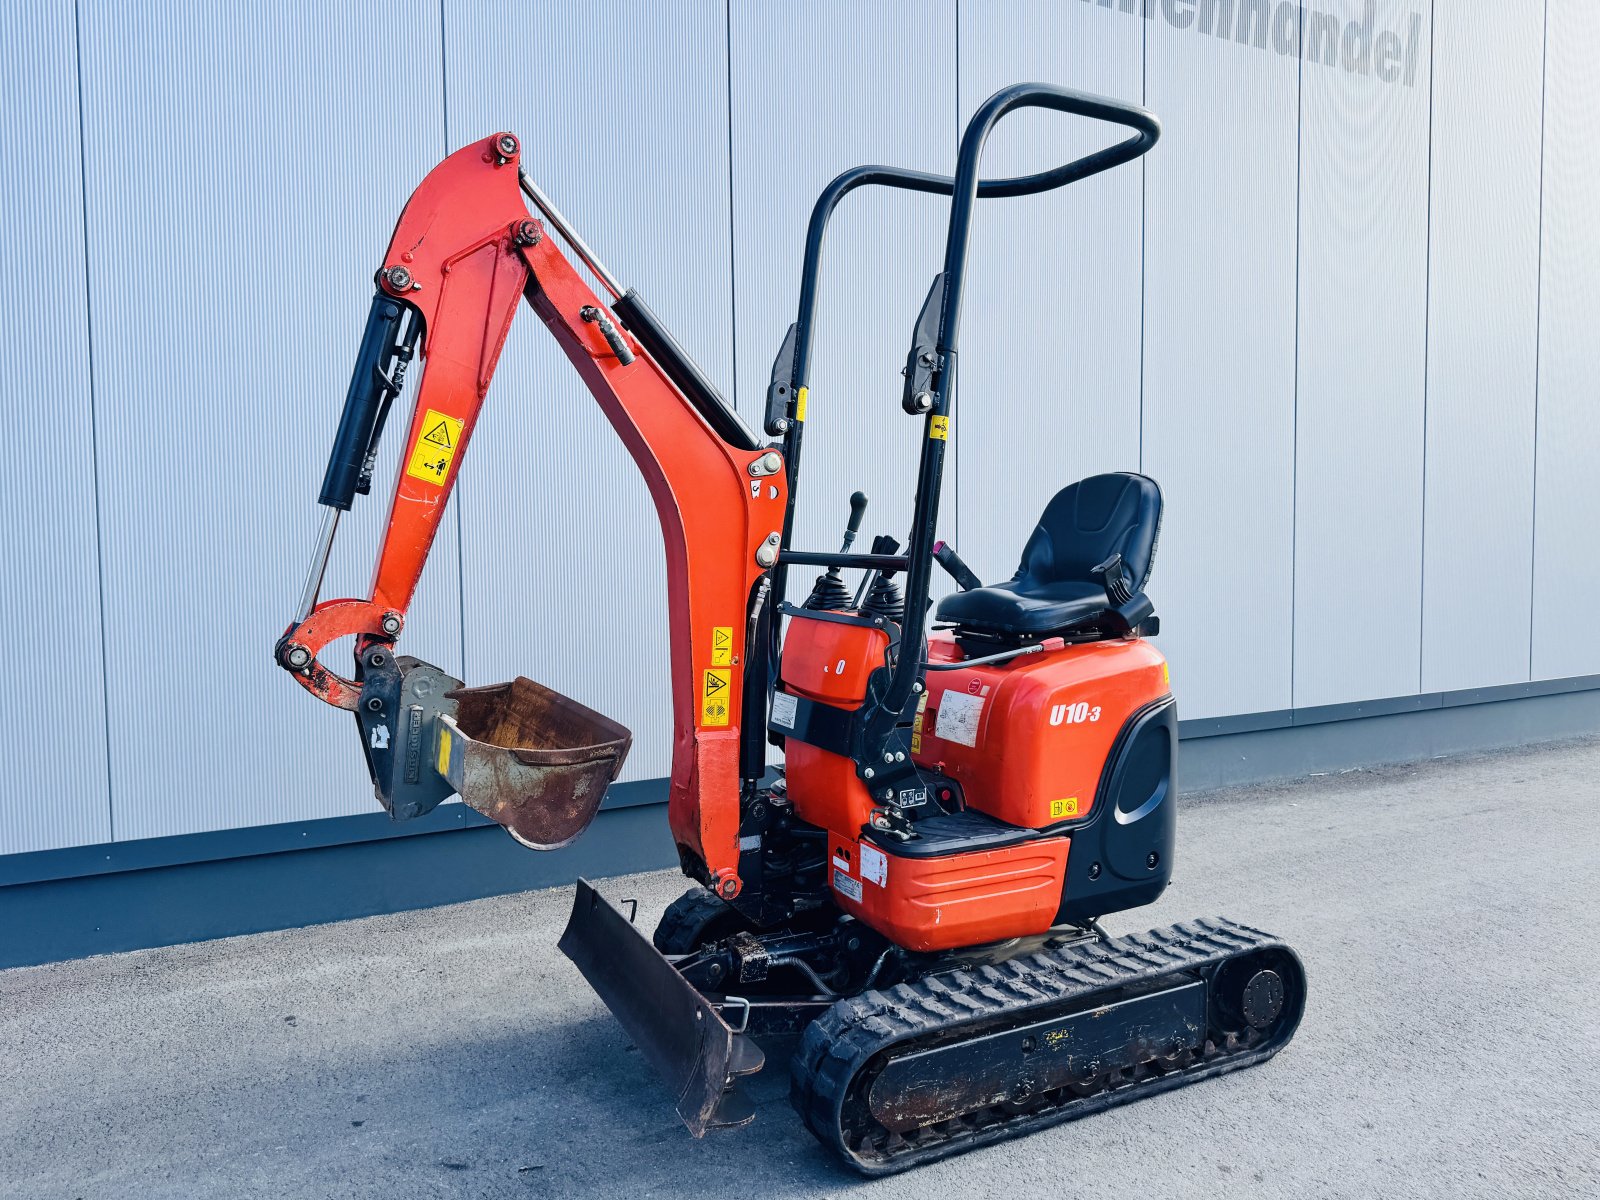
[
  {"left": 730, "top": 2, "right": 957, "bottom": 601},
  {"left": 1533, "top": 0, "right": 1600, "bottom": 679},
  {"left": 445, "top": 0, "right": 734, "bottom": 782},
  {"left": 1142, "top": 10, "right": 1299, "bottom": 719},
  {"left": 1421, "top": 0, "right": 1542, "bottom": 694},
  {"left": 953, "top": 2, "right": 1144, "bottom": 587},
  {"left": 78, "top": 2, "right": 459, "bottom": 841},
  {"left": 0, "top": 4, "right": 111, "bottom": 855},
  {"left": 1293, "top": 0, "right": 1430, "bottom": 708}
]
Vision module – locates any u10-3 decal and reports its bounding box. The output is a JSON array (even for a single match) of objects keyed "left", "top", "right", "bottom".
[{"left": 1050, "top": 701, "right": 1101, "bottom": 726}]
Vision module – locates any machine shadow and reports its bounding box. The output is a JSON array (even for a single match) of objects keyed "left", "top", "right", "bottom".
[{"left": 236, "top": 1011, "right": 858, "bottom": 1198}]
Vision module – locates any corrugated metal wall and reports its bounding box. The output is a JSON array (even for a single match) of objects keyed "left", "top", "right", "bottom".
[{"left": 2, "top": 0, "right": 1594, "bottom": 857}]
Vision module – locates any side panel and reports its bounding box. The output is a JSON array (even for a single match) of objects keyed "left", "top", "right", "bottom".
[
  {"left": 78, "top": 3, "right": 459, "bottom": 840},
  {"left": 953, "top": 1, "right": 1145, "bottom": 585},
  {"left": 1293, "top": 0, "right": 1431, "bottom": 708},
  {"left": 730, "top": 1, "right": 957, "bottom": 592},
  {"left": 828, "top": 831, "right": 1070, "bottom": 953},
  {"left": 1142, "top": 9, "right": 1300, "bottom": 718},
  {"left": 0, "top": 5, "right": 111, "bottom": 854},
  {"left": 1532, "top": 0, "right": 1600, "bottom": 680},
  {"left": 446, "top": 0, "right": 735, "bottom": 782},
  {"left": 1421, "top": 0, "right": 1543, "bottom": 693}
]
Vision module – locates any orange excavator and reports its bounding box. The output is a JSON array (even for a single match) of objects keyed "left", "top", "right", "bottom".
[{"left": 276, "top": 83, "right": 1305, "bottom": 1173}]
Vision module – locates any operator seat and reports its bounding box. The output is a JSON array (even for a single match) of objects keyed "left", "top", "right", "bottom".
[{"left": 935, "top": 472, "right": 1162, "bottom": 641}]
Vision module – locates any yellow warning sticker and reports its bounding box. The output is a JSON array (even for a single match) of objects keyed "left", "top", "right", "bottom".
[
  {"left": 711, "top": 626, "right": 733, "bottom": 666},
  {"left": 701, "top": 668, "right": 732, "bottom": 726},
  {"left": 910, "top": 690, "right": 929, "bottom": 754},
  {"left": 795, "top": 386, "right": 808, "bottom": 422},
  {"left": 1162, "top": 662, "right": 1171, "bottom": 687},
  {"left": 405, "top": 409, "right": 463, "bottom": 485},
  {"left": 929, "top": 415, "right": 950, "bottom": 441},
  {"left": 436, "top": 727, "right": 452, "bottom": 779},
  {"left": 1050, "top": 797, "right": 1080, "bottom": 820}
]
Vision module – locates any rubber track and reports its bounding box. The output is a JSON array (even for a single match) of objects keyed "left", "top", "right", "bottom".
[
  {"left": 791, "top": 916, "right": 1304, "bottom": 1175},
  {"left": 651, "top": 887, "right": 737, "bottom": 955}
]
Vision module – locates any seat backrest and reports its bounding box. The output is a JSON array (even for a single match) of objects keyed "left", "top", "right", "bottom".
[{"left": 1015, "top": 472, "right": 1162, "bottom": 589}]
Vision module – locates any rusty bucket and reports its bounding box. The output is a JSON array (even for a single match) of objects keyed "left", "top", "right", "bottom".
[{"left": 434, "top": 677, "right": 632, "bottom": 850}]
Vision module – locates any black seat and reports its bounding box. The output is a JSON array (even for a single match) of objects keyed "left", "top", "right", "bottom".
[{"left": 935, "top": 472, "right": 1162, "bottom": 640}]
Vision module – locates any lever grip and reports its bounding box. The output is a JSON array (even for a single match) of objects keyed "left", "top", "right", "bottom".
[
  {"left": 841, "top": 490, "right": 869, "bottom": 551},
  {"left": 933, "top": 541, "right": 983, "bottom": 591}
]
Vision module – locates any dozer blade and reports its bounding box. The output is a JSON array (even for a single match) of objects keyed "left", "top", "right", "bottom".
[{"left": 559, "top": 879, "right": 765, "bottom": 1136}]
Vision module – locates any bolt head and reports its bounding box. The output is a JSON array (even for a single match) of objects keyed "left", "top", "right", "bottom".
[
  {"left": 718, "top": 876, "right": 739, "bottom": 899},
  {"left": 511, "top": 218, "right": 540, "bottom": 246},
  {"left": 381, "top": 265, "right": 413, "bottom": 294},
  {"left": 283, "top": 645, "right": 311, "bottom": 669},
  {"left": 365, "top": 697, "right": 383, "bottom": 713},
  {"left": 912, "top": 391, "right": 933, "bottom": 412},
  {"left": 895, "top": 752, "right": 906, "bottom": 762},
  {"left": 380, "top": 613, "right": 402, "bottom": 635},
  {"left": 495, "top": 132, "right": 519, "bottom": 158},
  {"left": 882, "top": 752, "right": 894, "bottom": 764},
  {"left": 755, "top": 544, "right": 778, "bottom": 568},
  {"left": 864, "top": 768, "right": 875, "bottom": 780}
]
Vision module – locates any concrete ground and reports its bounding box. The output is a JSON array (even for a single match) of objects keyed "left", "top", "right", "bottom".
[{"left": 4, "top": 739, "right": 1599, "bottom": 1200}]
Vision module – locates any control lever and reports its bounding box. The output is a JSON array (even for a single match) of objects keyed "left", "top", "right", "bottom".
[
  {"left": 803, "top": 492, "right": 869, "bottom": 612},
  {"left": 852, "top": 533, "right": 902, "bottom": 611},
  {"left": 841, "top": 490, "right": 869, "bottom": 552},
  {"left": 933, "top": 541, "right": 983, "bottom": 591}
]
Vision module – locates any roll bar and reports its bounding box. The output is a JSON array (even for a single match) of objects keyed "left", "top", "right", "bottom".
[{"left": 767, "top": 82, "right": 1160, "bottom": 776}]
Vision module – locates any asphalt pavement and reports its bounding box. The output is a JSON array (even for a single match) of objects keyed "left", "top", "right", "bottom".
[{"left": 3, "top": 737, "right": 1598, "bottom": 1199}]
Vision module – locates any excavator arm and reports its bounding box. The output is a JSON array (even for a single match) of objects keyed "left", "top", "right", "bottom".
[{"left": 276, "top": 133, "right": 786, "bottom": 899}]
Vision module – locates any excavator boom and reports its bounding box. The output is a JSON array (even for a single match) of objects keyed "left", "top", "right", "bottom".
[{"left": 276, "top": 133, "right": 785, "bottom": 894}]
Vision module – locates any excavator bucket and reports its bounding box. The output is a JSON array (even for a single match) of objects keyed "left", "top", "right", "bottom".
[
  {"left": 357, "top": 657, "right": 631, "bottom": 848},
  {"left": 559, "top": 879, "right": 765, "bottom": 1135},
  {"left": 438, "top": 678, "right": 632, "bottom": 849}
]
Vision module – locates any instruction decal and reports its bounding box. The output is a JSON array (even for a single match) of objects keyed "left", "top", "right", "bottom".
[
  {"left": 859, "top": 843, "right": 888, "bottom": 887},
  {"left": 770, "top": 690, "right": 798, "bottom": 730},
  {"left": 701, "top": 668, "right": 732, "bottom": 726},
  {"left": 929, "top": 414, "right": 949, "bottom": 441},
  {"left": 711, "top": 626, "right": 733, "bottom": 666},
  {"left": 935, "top": 690, "right": 984, "bottom": 747},
  {"left": 832, "top": 867, "right": 862, "bottom": 903},
  {"left": 795, "top": 386, "right": 808, "bottom": 422},
  {"left": 405, "top": 408, "right": 464, "bottom": 485},
  {"left": 1050, "top": 797, "right": 1080, "bottom": 820},
  {"left": 910, "top": 690, "right": 929, "bottom": 754}
]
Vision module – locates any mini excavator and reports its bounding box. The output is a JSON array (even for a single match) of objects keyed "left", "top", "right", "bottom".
[{"left": 276, "top": 83, "right": 1305, "bottom": 1174}]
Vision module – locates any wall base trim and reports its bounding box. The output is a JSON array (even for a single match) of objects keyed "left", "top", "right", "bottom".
[{"left": 3, "top": 683, "right": 1596, "bottom": 969}]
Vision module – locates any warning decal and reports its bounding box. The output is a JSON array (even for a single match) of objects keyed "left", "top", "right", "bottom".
[
  {"left": 701, "top": 668, "right": 732, "bottom": 726},
  {"left": 405, "top": 409, "right": 463, "bottom": 485},
  {"left": 929, "top": 414, "right": 950, "bottom": 441},
  {"left": 1050, "top": 797, "right": 1080, "bottom": 820},
  {"left": 711, "top": 626, "right": 733, "bottom": 666}
]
